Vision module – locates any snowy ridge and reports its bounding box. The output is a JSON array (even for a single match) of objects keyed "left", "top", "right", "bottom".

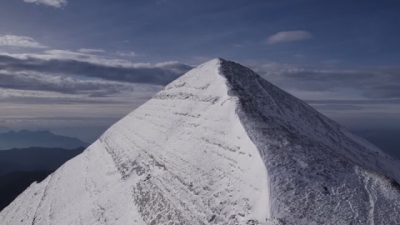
[{"left": 1, "top": 58, "right": 399, "bottom": 225}]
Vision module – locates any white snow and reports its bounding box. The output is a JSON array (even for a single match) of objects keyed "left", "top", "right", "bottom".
[{"left": 1, "top": 58, "right": 399, "bottom": 225}]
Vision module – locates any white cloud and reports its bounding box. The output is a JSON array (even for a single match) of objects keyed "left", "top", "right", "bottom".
[
  {"left": 44, "top": 49, "right": 92, "bottom": 59},
  {"left": 266, "top": 30, "right": 313, "bottom": 45},
  {"left": 0, "top": 35, "right": 47, "bottom": 48},
  {"left": 243, "top": 59, "right": 400, "bottom": 100},
  {"left": 23, "top": 0, "right": 67, "bottom": 8},
  {"left": 78, "top": 48, "right": 105, "bottom": 54},
  {"left": 116, "top": 51, "right": 137, "bottom": 57},
  {"left": 4, "top": 49, "right": 167, "bottom": 69},
  {"left": 0, "top": 49, "right": 192, "bottom": 86},
  {"left": 3, "top": 49, "right": 131, "bottom": 67}
]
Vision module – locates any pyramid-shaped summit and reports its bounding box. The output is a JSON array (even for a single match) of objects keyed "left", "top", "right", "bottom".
[{"left": 1, "top": 59, "right": 399, "bottom": 225}]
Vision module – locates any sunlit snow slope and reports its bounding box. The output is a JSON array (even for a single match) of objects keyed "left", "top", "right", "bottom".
[{"left": 1, "top": 59, "right": 399, "bottom": 225}]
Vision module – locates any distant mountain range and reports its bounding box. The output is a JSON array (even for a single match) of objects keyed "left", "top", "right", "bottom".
[
  {"left": 0, "top": 171, "right": 52, "bottom": 211},
  {"left": 0, "top": 147, "right": 84, "bottom": 176},
  {"left": 353, "top": 129, "right": 400, "bottom": 159},
  {"left": 0, "top": 127, "right": 11, "bottom": 134},
  {"left": 0, "top": 130, "right": 88, "bottom": 150},
  {"left": 0, "top": 146, "right": 85, "bottom": 211}
]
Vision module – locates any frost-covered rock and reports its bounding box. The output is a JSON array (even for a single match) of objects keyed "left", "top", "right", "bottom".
[{"left": 1, "top": 59, "right": 399, "bottom": 225}]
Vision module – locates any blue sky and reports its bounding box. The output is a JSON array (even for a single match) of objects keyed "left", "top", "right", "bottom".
[
  {"left": 0, "top": 0, "right": 399, "bottom": 141},
  {"left": 2, "top": 0, "right": 400, "bottom": 65}
]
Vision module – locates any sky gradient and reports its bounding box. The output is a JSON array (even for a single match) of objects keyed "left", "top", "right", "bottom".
[{"left": 0, "top": 0, "right": 399, "bottom": 141}]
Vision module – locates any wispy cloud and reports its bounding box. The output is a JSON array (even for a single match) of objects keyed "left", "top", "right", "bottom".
[
  {"left": 23, "top": 0, "right": 67, "bottom": 8},
  {"left": 283, "top": 69, "right": 400, "bottom": 99},
  {"left": 266, "top": 30, "right": 313, "bottom": 45},
  {"left": 0, "top": 70, "right": 134, "bottom": 96},
  {"left": 0, "top": 35, "right": 47, "bottom": 48},
  {"left": 116, "top": 51, "right": 137, "bottom": 57},
  {"left": 0, "top": 52, "right": 192, "bottom": 85},
  {"left": 244, "top": 60, "right": 400, "bottom": 100},
  {"left": 78, "top": 48, "right": 105, "bottom": 54},
  {"left": 0, "top": 47, "right": 186, "bottom": 120}
]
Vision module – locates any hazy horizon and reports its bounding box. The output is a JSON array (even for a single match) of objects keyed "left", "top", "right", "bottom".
[{"left": 0, "top": 0, "right": 399, "bottom": 142}]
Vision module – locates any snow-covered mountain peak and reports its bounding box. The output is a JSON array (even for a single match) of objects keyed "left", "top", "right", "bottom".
[
  {"left": 171, "top": 58, "right": 257, "bottom": 83},
  {"left": 1, "top": 59, "right": 399, "bottom": 225}
]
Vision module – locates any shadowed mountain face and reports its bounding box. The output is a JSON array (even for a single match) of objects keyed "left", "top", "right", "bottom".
[
  {"left": 1, "top": 59, "right": 399, "bottom": 225},
  {"left": 0, "top": 147, "right": 84, "bottom": 176},
  {"left": 0, "top": 171, "right": 52, "bottom": 212},
  {"left": 0, "top": 130, "right": 87, "bottom": 150}
]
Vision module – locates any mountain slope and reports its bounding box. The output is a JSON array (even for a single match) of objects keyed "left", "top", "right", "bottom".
[
  {"left": 1, "top": 59, "right": 399, "bottom": 225},
  {"left": 0, "top": 130, "right": 87, "bottom": 150}
]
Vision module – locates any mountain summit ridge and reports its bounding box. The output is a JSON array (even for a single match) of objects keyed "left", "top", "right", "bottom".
[{"left": 1, "top": 58, "right": 399, "bottom": 225}]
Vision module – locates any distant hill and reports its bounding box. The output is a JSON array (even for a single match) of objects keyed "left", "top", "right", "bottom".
[
  {"left": 354, "top": 129, "right": 400, "bottom": 159},
  {"left": 0, "top": 147, "right": 84, "bottom": 176},
  {"left": 0, "top": 127, "right": 10, "bottom": 134},
  {"left": 0, "top": 130, "right": 87, "bottom": 150},
  {"left": 0, "top": 147, "right": 85, "bottom": 212},
  {"left": 0, "top": 171, "right": 52, "bottom": 211}
]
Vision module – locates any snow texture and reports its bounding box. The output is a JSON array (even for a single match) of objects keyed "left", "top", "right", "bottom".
[{"left": 1, "top": 58, "right": 399, "bottom": 225}]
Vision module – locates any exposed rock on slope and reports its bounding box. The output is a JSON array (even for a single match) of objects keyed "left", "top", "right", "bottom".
[{"left": 1, "top": 59, "right": 399, "bottom": 225}]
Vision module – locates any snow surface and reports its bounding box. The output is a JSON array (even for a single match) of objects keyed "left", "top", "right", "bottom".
[{"left": 1, "top": 58, "right": 400, "bottom": 225}]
